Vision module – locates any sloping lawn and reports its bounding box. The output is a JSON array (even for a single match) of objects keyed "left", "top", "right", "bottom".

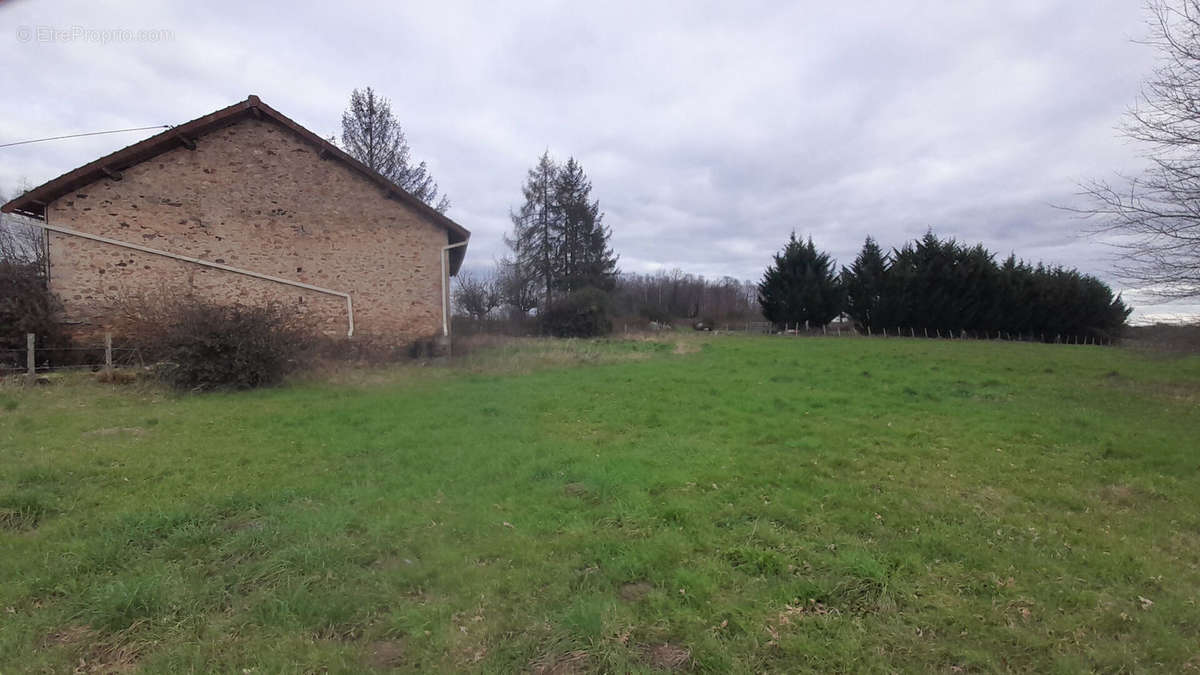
[{"left": 1, "top": 336, "right": 1198, "bottom": 672}]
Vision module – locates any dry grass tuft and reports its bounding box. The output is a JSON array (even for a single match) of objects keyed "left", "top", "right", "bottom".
[
  {"left": 640, "top": 643, "right": 692, "bottom": 671},
  {"left": 82, "top": 427, "right": 147, "bottom": 439},
  {"left": 42, "top": 624, "right": 144, "bottom": 673},
  {"left": 529, "top": 648, "right": 591, "bottom": 674}
]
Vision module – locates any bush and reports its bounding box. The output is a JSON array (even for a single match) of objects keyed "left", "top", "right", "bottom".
[
  {"left": 639, "top": 305, "right": 673, "bottom": 324},
  {"left": 143, "top": 300, "right": 308, "bottom": 391},
  {"left": 0, "top": 261, "right": 66, "bottom": 351},
  {"left": 540, "top": 288, "right": 613, "bottom": 338}
]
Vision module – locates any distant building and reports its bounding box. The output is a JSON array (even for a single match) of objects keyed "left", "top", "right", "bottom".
[{"left": 1, "top": 95, "right": 470, "bottom": 344}]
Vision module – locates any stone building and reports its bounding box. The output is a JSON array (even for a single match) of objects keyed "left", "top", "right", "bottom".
[{"left": 1, "top": 95, "right": 470, "bottom": 345}]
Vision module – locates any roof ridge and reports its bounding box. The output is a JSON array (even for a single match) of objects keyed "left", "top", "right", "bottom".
[{"left": 2, "top": 95, "right": 469, "bottom": 249}]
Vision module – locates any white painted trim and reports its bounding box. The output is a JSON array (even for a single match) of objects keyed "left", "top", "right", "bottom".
[
  {"left": 36, "top": 222, "right": 355, "bottom": 337},
  {"left": 441, "top": 240, "right": 469, "bottom": 337}
]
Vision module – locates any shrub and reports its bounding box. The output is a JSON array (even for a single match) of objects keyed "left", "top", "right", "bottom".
[
  {"left": 141, "top": 299, "right": 308, "bottom": 391},
  {"left": 0, "top": 261, "right": 66, "bottom": 351},
  {"left": 540, "top": 288, "right": 613, "bottom": 338}
]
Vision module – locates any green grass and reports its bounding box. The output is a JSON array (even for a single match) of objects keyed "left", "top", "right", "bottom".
[{"left": 1, "top": 335, "right": 1198, "bottom": 672}]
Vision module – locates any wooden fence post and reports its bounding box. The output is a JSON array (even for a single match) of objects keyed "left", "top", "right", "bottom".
[
  {"left": 105, "top": 332, "right": 113, "bottom": 371},
  {"left": 26, "top": 333, "right": 35, "bottom": 377}
]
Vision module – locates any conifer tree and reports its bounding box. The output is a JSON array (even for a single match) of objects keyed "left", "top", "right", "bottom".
[
  {"left": 506, "top": 152, "right": 561, "bottom": 311},
  {"left": 339, "top": 87, "right": 450, "bottom": 212},
  {"left": 554, "top": 157, "right": 618, "bottom": 292},
  {"left": 506, "top": 153, "right": 619, "bottom": 312},
  {"left": 868, "top": 231, "right": 1129, "bottom": 339},
  {"left": 842, "top": 236, "right": 888, "bottom": 332},
  {"left": 758, "top": 233, "right": 844, "bottom": 328}
]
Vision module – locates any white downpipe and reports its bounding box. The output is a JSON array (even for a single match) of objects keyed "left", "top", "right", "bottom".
[
  {"left": 34, "top": 222, "right": 355, "bottom": 337},
  {"left": 441, "top": 240, "right": 469, "bottom": 337}
]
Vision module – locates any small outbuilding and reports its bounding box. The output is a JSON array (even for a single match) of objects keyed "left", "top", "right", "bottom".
[{"left": 1, "top": 95, "right": 470, "bottom": 345}]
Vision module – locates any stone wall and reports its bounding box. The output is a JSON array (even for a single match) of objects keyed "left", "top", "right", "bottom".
[{"left": 44, "top": 117, "right": 453, "bottom": 344}]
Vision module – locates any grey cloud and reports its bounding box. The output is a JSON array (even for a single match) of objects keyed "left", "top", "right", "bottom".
[{"left": 0, "top": 0, "right": 1171, "bottom": 315}]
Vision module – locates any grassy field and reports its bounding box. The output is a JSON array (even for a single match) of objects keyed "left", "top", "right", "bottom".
[{"left": 1, "top": 335, "right": 1198, "bottom": 673}]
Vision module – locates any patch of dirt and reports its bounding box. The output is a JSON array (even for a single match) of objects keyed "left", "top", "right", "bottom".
[
  {"left": 82, "top": 427, "right": 147, "bottom": 439},
  {"left": 42, "top": 625, "right": 141, "bottom": 672},
  {"left": 530, "top": 649, "right": 590, "bottom": 675},
  {"left": 42, "top": 625, "right": 97, "bottom": 648},
  {"left": 672, "top": 341, "right": 699, "bottom": 355},
  {"left": 1098, "top": 484, "right": 1160, "bottom": 508},
  {"left": 364, "top": 639, "right": 407, "bottom": 669},
  {"left": 640, "top": 643, "right": 692, "bottom": 671},
  {"left": 563, "top": 482, "right": 589, "bottom": 497},
  {"left": 620, "top": 581, "right": 653, "bottom": 602}
]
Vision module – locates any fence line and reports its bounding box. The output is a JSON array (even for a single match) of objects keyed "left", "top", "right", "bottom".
[
  {"left": 1, "top": 333, "right": 145, "bottom": 376},
  {"left": 736, "top": 323, "right": 1114, "bottom": 346}
]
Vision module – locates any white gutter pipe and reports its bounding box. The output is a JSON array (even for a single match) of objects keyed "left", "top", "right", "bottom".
[
  {"left": 441, "top": 240, "right": 469, "bottom": 337},
  {"left": 32, "top": 222, "right": 355, "bottom": 337}
]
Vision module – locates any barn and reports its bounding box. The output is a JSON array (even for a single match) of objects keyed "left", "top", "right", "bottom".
[{"left": 0, "top": 95, "right": 470, "bottom": 346}]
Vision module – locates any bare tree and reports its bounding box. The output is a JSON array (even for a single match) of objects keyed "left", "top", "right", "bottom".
[
  {"left": 497, "top": 256, "right": 539, "bottom": 317},
  {"left": 1, "top": 187, "right": 59, "bottom": 349},
  {"left": 609, "top": 270, "right": 761, "bottom": 323},
  {"left": 1081, "top": 1, "right": 1200, "bottom": 298},
  {"left": 0, "top": 187, "right": 46, "bottom": 274},
  {"left": 453, "top": 270, "right": 501, "bottom": 321},
  {"left": 339, "top": 87, "right": 451, "bottom": 213}
]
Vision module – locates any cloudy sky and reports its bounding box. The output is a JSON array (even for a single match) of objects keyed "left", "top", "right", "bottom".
[{"left": 1, "top": 1, "right": 1192, "bottom": 321}]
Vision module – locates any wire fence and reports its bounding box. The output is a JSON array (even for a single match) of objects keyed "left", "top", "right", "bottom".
[
  {"left": 613, "top": 317, "right": 1112, "bottom": 344},
  {"left": 722, "top": 322, "right": 1114, "bottom": 345},
  {"left": 0, "top": 333, "right": 145, "bottom": 376},
  {"left": 2, "top": 321, "right": 1112, "bottom": 379}
]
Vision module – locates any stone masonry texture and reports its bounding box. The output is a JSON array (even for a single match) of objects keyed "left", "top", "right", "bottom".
[{"left": 44, "top": 117, "right": 453, "bottom": 344}]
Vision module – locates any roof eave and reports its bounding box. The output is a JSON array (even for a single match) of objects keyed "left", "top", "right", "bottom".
[{"left": 1, "top": 96, "right": 473, "bottom": 256}]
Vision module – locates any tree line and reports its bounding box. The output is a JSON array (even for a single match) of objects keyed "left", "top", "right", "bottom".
[
  {"left": 457, "top": 266, "right": 760, "bottom": 326},
  {"left": 609, "top": 271, "right": 758, "bottom": 325},
  {"left": 337, "top": 84, "right": 1139, "bottom": 341},
  {"left": 760, "top": 232, "right": 1131, "bottom": 340}
]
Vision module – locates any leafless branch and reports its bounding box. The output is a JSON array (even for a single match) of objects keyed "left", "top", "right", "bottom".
[{"left": 1082, "top": 0, "right": 1200, "bottom": 298}]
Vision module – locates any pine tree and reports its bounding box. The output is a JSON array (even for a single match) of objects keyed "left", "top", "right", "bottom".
[
  {"left": 554, "top": 157, "right": 617, "bottom": 292},
  {"left": 992, "top": 255, "right": 1035, "bottom": 334},
  {"left": 758, "top": 233, "right": 844, "bottom": 328},
  {"left": 842, "top": 236, "right": 888, "bottom": 332},
  {"left": 339, "top": 87, "right": 450, "bottom": 213},
  {"left": 870, "top": 231, "right": 1129, "bottom": 340},
  {"left": 506, "top": 152, "right": 561, "bottom": 311}
]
